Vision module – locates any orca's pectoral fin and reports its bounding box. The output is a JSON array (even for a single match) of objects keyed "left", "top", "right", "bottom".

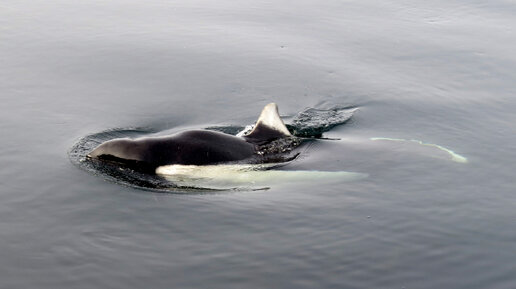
[{"left": 243, "top": 103, "right": 292, "bottom": 144}]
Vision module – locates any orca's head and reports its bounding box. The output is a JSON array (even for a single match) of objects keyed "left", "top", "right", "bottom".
[{"left": 88, "top": 138, "right": 144, "bottom": 162}]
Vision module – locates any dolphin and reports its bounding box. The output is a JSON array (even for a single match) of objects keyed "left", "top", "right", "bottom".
[{"left": 88, "top": 103, "right": 303, "bottom": 173}]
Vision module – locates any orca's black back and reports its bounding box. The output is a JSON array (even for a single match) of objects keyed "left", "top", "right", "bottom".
[{"left": 139, "top": 130, "right": 256, "bottom": 166}]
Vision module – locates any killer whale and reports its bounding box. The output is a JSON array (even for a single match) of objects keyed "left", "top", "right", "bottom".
[{"left": 88, "top": 103, "right": 302, "bottom": 173}]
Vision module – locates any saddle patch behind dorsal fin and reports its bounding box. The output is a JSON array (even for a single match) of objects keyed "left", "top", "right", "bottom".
[{"left": 244, "top": 103, "right": 292, "bottom": 144}]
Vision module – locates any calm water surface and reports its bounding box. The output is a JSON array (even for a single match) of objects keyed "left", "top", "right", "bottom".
[{"left": 1, "top": 1, "right": 516, "bottom": 288}]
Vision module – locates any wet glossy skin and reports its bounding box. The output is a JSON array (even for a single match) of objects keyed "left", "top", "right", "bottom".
[{"left": 88, "top": 130, "right": 258, "bottom": 169}]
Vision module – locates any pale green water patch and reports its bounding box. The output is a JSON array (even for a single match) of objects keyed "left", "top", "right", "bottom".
[
  {"left": 370, "top": 137, "right": 468, "bottom": 163},
  {"left": 156, "top": 164, "right": 367, "bottom": 191}
]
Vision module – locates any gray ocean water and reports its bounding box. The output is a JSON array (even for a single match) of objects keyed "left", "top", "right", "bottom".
[{"left": 2, "top": 1, "right": 516, "bottom": 288}]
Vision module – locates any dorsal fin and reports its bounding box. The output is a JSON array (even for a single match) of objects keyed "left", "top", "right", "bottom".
[{"left": 244, "top": 103, "right": 291, "bottom": 143}]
